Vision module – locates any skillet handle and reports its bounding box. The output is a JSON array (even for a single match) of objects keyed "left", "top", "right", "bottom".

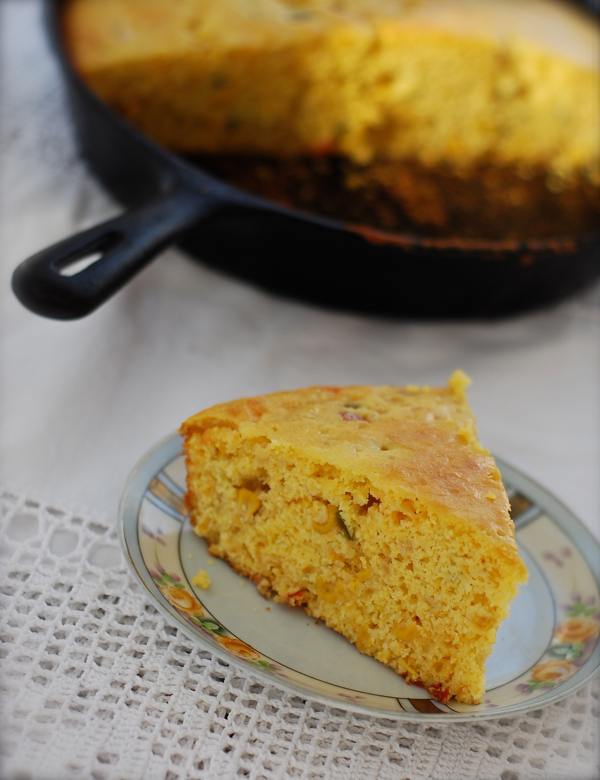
[{"left": 11, "top": 186, "right": 222, "bottom": 320}]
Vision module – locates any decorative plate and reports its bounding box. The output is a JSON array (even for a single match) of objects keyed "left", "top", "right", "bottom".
[{"left": 119, "top": 433, "right": 600, "bottom": 722}]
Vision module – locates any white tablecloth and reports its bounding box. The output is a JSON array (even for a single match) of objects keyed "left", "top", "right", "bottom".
[{"left": 1, "top": 3, "right": 599, "bottom": 779}]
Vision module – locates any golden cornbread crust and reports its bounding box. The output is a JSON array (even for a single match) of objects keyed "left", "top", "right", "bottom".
[{"left": 181, "top": 372, "right": 527, "bottom": 705}]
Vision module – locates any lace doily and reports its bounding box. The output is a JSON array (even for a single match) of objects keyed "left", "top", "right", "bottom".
[{"left": 1, "top": 488, "right": 598, "bottom": 780}]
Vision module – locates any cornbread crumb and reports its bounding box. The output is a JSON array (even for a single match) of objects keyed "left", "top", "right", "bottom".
[
  {"left": 191, "top": 569, "right": 211, "bottom": 589},
  {"left": 181, "top": 372, "right": 527, "bottom": 704}
]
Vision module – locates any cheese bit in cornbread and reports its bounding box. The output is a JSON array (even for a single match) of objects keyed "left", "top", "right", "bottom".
[{"left": 180, "top": 372, "right": 527, "bottom": 704}]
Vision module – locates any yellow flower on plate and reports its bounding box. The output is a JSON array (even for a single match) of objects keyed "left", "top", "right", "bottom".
[
  {"left": 216, "top": 636, "right": 261, "bottom": 661},
  {"left": 159, "top": 584, "right": 204, "bottom": 615},
  {"left": 530, "top": 659, "right": 576, "bottom": 684},
  {"left": 555, "top": 616, "right": 600, "bottom": 645}
]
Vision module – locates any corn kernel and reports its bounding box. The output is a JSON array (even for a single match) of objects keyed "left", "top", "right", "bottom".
[
  {"left": 394, "top": 622, "right": 420, "bottom": 643},
  {"left": 237, "top": 487, "right": 261, "bottom": 518},
  {"left": 472, "top": 613, "right": 494, "bottom": 630},
  {"left": 312, "top": 504, "right": 338, "bottom": 534},
  {"left": 355, "top": 626, "right": 373, "bottom": 651},
  {"left": 315, "top": 576, "right": 344, "bottom": 602}
]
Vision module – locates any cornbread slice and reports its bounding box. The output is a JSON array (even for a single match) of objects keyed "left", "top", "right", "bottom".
[{"left": 181, "top": 372, "right": 527, "bottom": 704}]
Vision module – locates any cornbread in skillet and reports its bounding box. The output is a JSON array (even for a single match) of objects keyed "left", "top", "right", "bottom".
[
  {"left": 64, "top": 0, "right": 598, "bottom": 173},
  {"left": 180, "top": 372, "right": 527, "bottom": 704},
  {"left": 62, "top": 0, "right": 600, "bottom": 239}
]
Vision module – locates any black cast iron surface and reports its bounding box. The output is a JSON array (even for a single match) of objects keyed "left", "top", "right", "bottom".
[{"left": 11, "top": 0, "right": 600, "bottom": 320}]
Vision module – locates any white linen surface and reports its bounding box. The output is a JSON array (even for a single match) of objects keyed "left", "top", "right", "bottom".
[{"left": 1, "top": 3, "right": 599, "bottom": 780}]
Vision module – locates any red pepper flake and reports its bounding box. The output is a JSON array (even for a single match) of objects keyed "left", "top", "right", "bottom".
[
  {"left": 340, "top": 411, "right": 366, "bottom": 421},
  {"left": 400, "top": 672, "right": 426, "bottom": 690},
  {"left": 428, "top": 683, "right": 451, "bottom": 703},
  {"left": 312, "top": 140, "right": 336, "bottom": 155},
  {"left": 287, "top": 589, "right": 307, "bottom": 606},
  {"left": 401, "top": 672, "right": 421, "bottom": 687}
]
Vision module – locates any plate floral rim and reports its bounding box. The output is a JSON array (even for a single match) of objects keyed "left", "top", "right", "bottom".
[{"left": 118, "top": 432, "right": 600, "bottom": 722}]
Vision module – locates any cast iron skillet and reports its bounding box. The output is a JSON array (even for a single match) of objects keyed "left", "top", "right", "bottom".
[{"left": 11, "top": 0, "right": 600, "bottom": 320}]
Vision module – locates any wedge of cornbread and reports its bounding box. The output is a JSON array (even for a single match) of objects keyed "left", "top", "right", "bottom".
[{"left": 180, "top": 372, "right": 527, "bottom": 704}]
